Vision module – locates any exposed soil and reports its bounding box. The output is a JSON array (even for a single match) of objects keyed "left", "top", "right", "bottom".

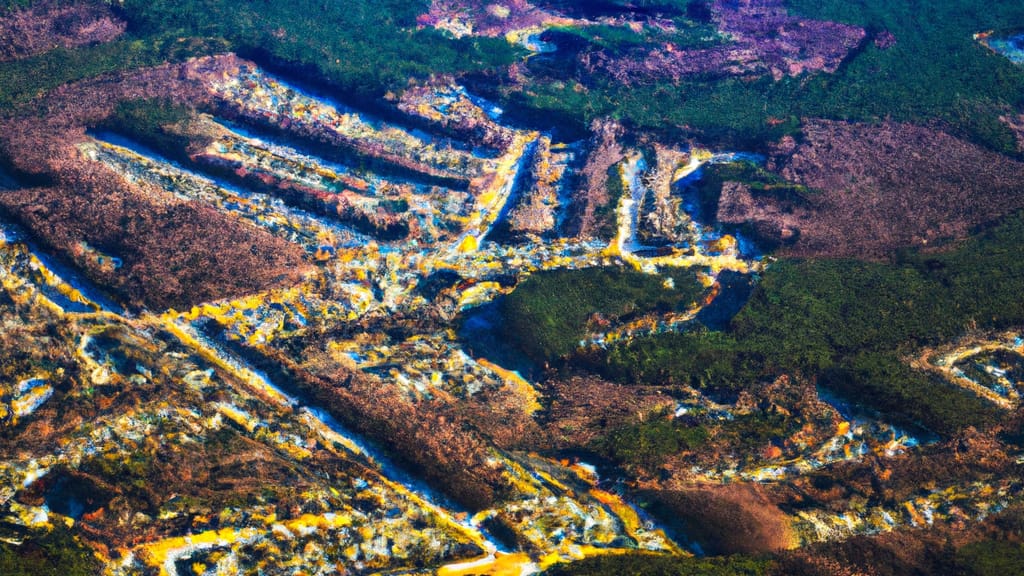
[
  {"left": 582, "top": 0, "right": 865, "bottom": 84},
  {"left": 0, "top": 56, "right": 310, "bottom": 311},
  {"left": 0, "top": 0, "right": 124, "bottom": 62},
  {"left": 562, "top": 118, "right": 625, "bottom": 239},
  {"left": 718, "top": 119, "right": 1024, "bottom": 259}
]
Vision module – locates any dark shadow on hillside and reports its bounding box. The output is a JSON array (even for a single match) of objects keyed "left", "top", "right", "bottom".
[
  {"left": 696, "top": 270, "right": 756, "bottom": 331},
  {"left": 458, "top": 297, "right": 542, "bottom": 380}
]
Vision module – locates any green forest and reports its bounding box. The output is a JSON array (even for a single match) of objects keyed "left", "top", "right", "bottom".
[
  {"left": 0, "top": 0, "right": 515, "bottom": 113},
  {"left": 496, "top": 0, "right": 1024, "bottom": 152},
  {"left": 499, "top": 210, "right": 1024, "bottom": 437},
  {"left": 3, "top": 0, "right": 1023, "bottom": 155}
]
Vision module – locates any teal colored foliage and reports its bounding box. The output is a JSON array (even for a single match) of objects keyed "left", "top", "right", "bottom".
[
  {"left": 503, "top": 75, "right": 797, "bottom": 149},
  {"left": 0, "top": 0, "right": 30, "bottom": 12},
  {"left": 550, "top": 18, "right": 721, "bottom": 52}
]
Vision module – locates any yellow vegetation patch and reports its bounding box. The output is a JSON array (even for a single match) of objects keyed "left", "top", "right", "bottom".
[
  {"left": 457, "top": 234, "right": 479, "bottom": 253},
  {"left": 438, "top": 551, "right": 536, "bottom": 576},
  {"left": 477, "top": 358, "right": 542, "bottom": 414}
]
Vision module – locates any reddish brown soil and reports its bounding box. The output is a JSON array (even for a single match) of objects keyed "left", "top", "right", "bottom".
[
  {"left": 0, "top": 1, "right": 124, "bottom": 62},
  {"left": 0, "top": 56, "right": 309, "bottom": 311},
  {"left": 719, "top": 120, "right": 1024, "bottom": 258},
  {"left": 583, "top": 0, "right": 865, "bottom": 84},
  {"left": 642, "top": 484, "right": 794, "bottom": 555},
  {"left": 0, "top": 166, "right": 307, "bottom": 311},
  {"left": 562, "top": 118, "right": 624, "bottom": 239},
  {"left": 541, "top": 375, "right": 674, "bottom": 450},
  {"left": 258, "top": 344, "right": 514, "bottom": 511}
]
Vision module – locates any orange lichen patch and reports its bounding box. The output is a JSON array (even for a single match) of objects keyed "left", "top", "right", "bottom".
[
  {"left": 82, "top": 507, "right": 105, "bottom": 523},
  {"left": 588, "top": 487, "right": 684, "bottom": 554},
  {"left": 10, "top": 383, "right": 53, "bottom": 418},
  {"left": 214, "top": 402, "right": 259, "bottom": 433},
  {"left": 531, "top": 467, "right": 571, "bottom": 493},
  {"left": 314, "top": 246, "right": 335, "bottom": 261},
  {"left": 26, "top": 253, "right": 99, "bottom": 311},
  {"left": 596, "top": 310, "right": 696, "bottom": 347},
  {"left": 672, "top": 148, "right": 714, "bottom": 182},
  {"left": 590, "top": 488, "right": 644, "bottom": 535},
  {"left": 903, "top": 500, "right": 926, "bottom": 527},
  {"left": 477, "top": 358, "right": 542, "bottom": 414},
  {"left": 701, "top": 281, "right": 722, "bottom": 307},
  {"left": 0, "top": 241, "right": 107, "bottom": 317}
]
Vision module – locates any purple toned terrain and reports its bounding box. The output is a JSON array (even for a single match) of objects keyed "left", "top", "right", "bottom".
[
  {"left": 0, "top": 0, "right": 124, "bottom": 62},
  {"left": 584, "top": 0, "right": 866, "bottom": 83}
]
